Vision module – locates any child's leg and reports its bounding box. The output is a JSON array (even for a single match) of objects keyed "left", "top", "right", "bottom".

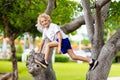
[
  {"left": 67, "top": 49, "right": 91, "bottom": 63},
  {"left": 67, "top": 49, "right": 98, "bottom": 70},
  {"left": 45, "top": 41, "right": 58, "bottom": 62}
]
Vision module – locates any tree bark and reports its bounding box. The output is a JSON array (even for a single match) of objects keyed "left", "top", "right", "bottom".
[
  {"left": 3, "top": 15, "right": 18, "bottom": 80},
  {"left": 80, "top": 0, "right": 118, "bottom": 80},
  {"left": 45, "top": 0, "right": 56, "bottom": 15},
  {"left": 88, "top": 29, "right": 120, "bottom": 80},
  {"left": 61, "top": 16, "right": 85, "bottom": 34},
  {"left": 9, "top": 37, "right": 18, "bottom": 80},
  {"left": 26, "top": 38, "right": 56, "bottom": 80},
  {"left": 0, "top": 73, "right": 12, "bottom": 80},
  {"left": 81, "top": 0, "right": 94, "bottom": 45},
  {"left": 92, "top": 0, "right": 111, "bottom": 59}
]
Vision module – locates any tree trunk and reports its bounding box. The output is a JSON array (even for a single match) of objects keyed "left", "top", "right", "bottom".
[
  {"left": 26, "top": 38, "right": 56, "bottom": 80},
  {"left": 87, "top": 29, "right": 120, "bottom": 80},
  {"left": 9, "top": 37, "right": 18, "bottom": 80},
  {"left": 80, "top": 0, "right": 118, "bottom": 80},
  {"left": 3, "top": 15, "right": 18, "bottom": 80}
]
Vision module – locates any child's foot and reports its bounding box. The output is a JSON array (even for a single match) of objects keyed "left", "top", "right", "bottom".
[
  {"left": 35, "top": 59, "right": 48, "bottom": 69},
  {"left": 89, "top": 59, "right": 98, "bottom": 70}
]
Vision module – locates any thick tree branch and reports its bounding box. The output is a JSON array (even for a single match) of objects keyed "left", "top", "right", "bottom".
[
  {"left": 45, "top": 0, "right": 56, "bottom": 15},
  {"left": 61, "top": 16, "right": 85, "bottom": 34},
  {"left": 36, "top": 15, "right": 85, "bottom": 34},
  {"left": 94, "top": 0, "right": 111, "bottom": 9},
  {"left": 87, "top": 3, "right": 111, "bottom": 80},
  {"left": 93, "top": 29, "right": 120, "bottom": 80},
  {"left": 81, "top": 0, "right": 94, "bottom": 43},
  {"left": 92, "top": 1, "right": 111, "bottom": 59},
  {"left": 101, "top": 1, "right": 111, "bottom": 22}
]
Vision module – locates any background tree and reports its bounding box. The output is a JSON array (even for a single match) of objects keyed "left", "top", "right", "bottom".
[
  {"left": 104, "top": 1, "right": 120, "bottom": 40},
  {"left": 0, "top": 0, "right": 45, "bottom": 79}
]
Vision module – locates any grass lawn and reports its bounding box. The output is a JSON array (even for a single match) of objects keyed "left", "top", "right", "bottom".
[
  {"left": 53, "top": 62, "right": 88, "bottom": 80},
  {"left": 0, "top": 61, "right": 120, "bottom": 80}
]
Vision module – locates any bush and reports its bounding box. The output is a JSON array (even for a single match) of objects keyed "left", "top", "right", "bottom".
[
  {"left": 16, "top": 53, "right": 22, "bottom": 61},
  {"left": 55, "top": 54, "right": 69, "bottom": 62},
  {"left": 8, "top": 53, "right": 22, "bottom": 62},
  {"left": 112, "top": 52, "right": 120, "bottom": 63},
  {"left": 114, "top": 52, "right": 120, "bottom": 63},
  {"left": 16, "top": 44, "right": 23, "bottom": 61},
  {"left": 16, "top": 44, "right": 23, "bottom": 53}
]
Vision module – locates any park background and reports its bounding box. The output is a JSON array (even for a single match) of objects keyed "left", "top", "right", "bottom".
[{"left": 0, "top": 0, "right": 120, "bottom": 80}]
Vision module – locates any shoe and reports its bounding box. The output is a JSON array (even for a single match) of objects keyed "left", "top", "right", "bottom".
[
  {"left": 35, "top": 59, "right": 48, "bottom": 69},
  {"left": 89, "top": 59, "right": 98, "bottom": 70}
]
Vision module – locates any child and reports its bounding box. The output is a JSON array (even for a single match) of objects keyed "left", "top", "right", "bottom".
[{"left": 35, "top": 13, "right": 98, "bottom": 70}]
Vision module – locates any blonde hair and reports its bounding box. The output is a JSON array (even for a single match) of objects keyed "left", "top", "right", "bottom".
[{"left": 37, "top": 13, "right": 51, "bottom": 25}]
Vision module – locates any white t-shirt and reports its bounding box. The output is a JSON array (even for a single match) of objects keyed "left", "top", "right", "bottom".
[{"left": 42, "top": 23, "right": 68, "bottom": 41}]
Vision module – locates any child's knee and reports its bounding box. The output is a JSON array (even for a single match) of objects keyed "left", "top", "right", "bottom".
[
  {"left": 46, "top": 43, "right": 51, "bottom": 48},
  {"left": 71, "top": 55, "right": 77, "bottom": 60}
]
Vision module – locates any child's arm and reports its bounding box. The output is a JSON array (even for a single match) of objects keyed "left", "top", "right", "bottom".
[
  {"left": 38, "top": 39, "right": 45, "bottom": 53},
  {"left": 56, "top": 31, "right": 62, "bottom": 53}
]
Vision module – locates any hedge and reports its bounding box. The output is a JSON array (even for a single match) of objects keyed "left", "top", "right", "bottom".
[{"left": 55, "top": 54, "right": 69, "bottom": 62}]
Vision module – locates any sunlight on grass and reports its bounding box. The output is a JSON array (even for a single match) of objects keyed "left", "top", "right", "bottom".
[
  {"left": 0, "top": 61, "right": 120, "bottom": 80},
  {"left": 0, "top": 61, "right": 33, "bottom": 80},
  {"left": 17, "top": 62, "right": 33, "bottom": 80},
  {"left": 109, "top": 63, "right": 120, "bottom": 77},
  {"left": 53, "top": 62, "right": 88, "bottom": 80},
  {"left": 0, "top": 61, "right": 12, "bottom": 72}
]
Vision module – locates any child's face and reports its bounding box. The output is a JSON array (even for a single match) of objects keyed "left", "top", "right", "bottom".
[{"left": 40, "top": 17, "right": 50, "bottom": 28}]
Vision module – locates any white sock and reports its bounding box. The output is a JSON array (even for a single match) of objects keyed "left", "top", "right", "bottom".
[
  {"left": 45, "top": 61, "right": 48, "bottom": 64},
  {"left": 89, "top": 59, "right": 93, "bottom": 64}
]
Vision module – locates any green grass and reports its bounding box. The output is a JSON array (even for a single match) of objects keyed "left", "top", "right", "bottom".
[
  {"left": 0, "top": 61, "right": 33, "bottom": 80},
  {"left": 0, "top": 61, "right": 120, "bottom": 80},
  {"left": 53, "top": 62, "right": 88, "bottom": 80},
  {"left": 109, "top": 63, "right": 120, "bottom": 77}
]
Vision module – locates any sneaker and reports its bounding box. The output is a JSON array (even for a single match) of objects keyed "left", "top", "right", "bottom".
[
  {"left": 89, "top": 59, "right": 98, "bottom": 70},
  {"left": 35, "top": 59, "right": 48, "bottom": 69}
]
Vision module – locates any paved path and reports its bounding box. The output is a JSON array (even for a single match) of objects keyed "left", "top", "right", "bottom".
[{"left": 107, "top": 77, "right": 120, "bottom": 80}]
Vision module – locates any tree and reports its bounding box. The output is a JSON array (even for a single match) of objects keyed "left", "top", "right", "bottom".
[
  {"left": 0, "top": 0, "right": 43, "bottom": 79},
  {"left": 27, "top": 0, "right": 120, "bottom": 80},
  {"left": 0, "top": 0, "right": 45, "bottom": 80}
]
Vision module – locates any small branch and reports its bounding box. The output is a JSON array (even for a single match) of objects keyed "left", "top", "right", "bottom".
[
  {"left": 0, "top": 73, "right": 12, "bottom": 80},
  {"left": 45, "top": 0, "right": 56, "bottom": 15},
  {"left": 94, "top": 0, "right": 111, "bottom": 9}
]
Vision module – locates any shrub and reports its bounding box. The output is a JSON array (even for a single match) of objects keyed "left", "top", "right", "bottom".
[
  {"left": 55, "top": 54, "right": 69, "bottom": 62},
  {"left": 112, "top": 52, "right": 120, "bottom": 63},
  {"left": 8, "top": 53, "right": 22, "bottom": 61},
  {"left": 16, "top": 53, "right": 22, "bottom": 61},
  {"left": 114, "top": 52, "right": 120, "bottom": 63},
  {"left": 16, "top": 44, "right": 23, "bottom": 53},
  {"left": 16, "top": 44, "right": 23, "bottom": 61}
]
